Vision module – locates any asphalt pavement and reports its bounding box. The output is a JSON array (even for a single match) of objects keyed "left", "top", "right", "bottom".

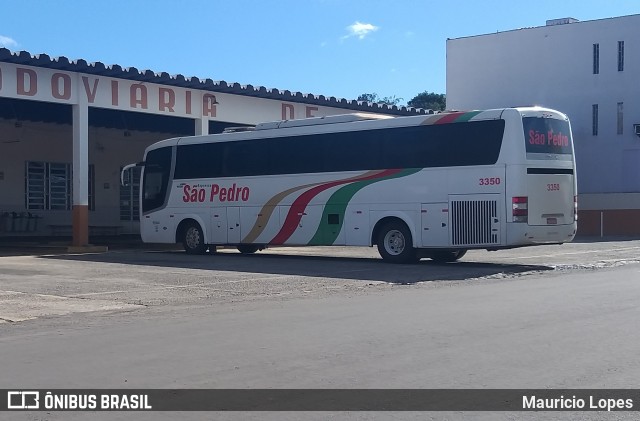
[{"left": 1, "top": 238, "right": 640, "bottom": 420}]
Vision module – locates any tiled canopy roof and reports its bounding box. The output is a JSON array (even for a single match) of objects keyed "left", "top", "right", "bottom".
[{"left": 0, "top": 48, "right": 428, "bottom": 116}]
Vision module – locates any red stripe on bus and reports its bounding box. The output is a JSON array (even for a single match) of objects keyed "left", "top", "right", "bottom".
[
  {"left": 433, "top": 112, "right": 465, "bottom": 125},
  {"left": 270, "top": 169, "right": 401, "bottom": 245}
]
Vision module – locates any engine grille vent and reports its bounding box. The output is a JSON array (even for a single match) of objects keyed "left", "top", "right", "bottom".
[{"left": 451, "top": 200, "right": 499, "bottom": 246}]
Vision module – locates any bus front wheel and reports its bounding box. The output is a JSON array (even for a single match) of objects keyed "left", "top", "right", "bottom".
[
  {"left": 182, "top": 222, "right": 207, "bottom": 255},
  {"left": 377, "top": 221, "right": 418, "bottom": 264}
]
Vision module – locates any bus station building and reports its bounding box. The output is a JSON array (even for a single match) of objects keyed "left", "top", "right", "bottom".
[{"left": 0, "top": 48, "right": 424, "bottom": 246}]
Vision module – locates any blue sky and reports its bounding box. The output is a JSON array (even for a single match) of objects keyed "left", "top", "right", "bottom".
[{"left": 1, "top": 0, "right": 638, "bottom": 105}]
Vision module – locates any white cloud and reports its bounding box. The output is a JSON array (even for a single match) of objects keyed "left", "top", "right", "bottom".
[
  {"left": 0, "top": 35, "right": 18, "bottom": 49},
  {"left": 343, "top": 21, "right": 379, "bottom": 40}
]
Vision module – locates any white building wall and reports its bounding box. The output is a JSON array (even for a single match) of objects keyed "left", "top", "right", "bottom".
[{"left": 447, "top": 15, "right": 640, "bottom": 201}]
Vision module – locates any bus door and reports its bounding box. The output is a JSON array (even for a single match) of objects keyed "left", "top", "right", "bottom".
[
  {"left": 210, "top": 207, "right": 242, "bottom": 244},
  {"left": 210, "top": 208, "right": 228, "bottom": 244},
  {"left": 420, "top": 203, "right": 449, "bottom": 247},
  {"left": 227, "top": 207, "right": 241, "bottom": 244},
  {"left": 239, "top": 206, "right": 281, "bottom": 245},
  {"left": 310, "top": 204, "right": 347, "bottom": 246},
  {"left": 278, "top": 205, "right": 323, "bottom": 245}
]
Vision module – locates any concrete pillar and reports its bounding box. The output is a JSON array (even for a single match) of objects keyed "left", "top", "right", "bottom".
[
  {"left": 71, "top": 100, "right": 89, "bottom": 247},
  {"left": 195, "top": 118, "right": 208, "bottom": 136}
]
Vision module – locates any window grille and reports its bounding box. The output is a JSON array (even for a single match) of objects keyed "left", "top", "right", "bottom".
[{"left": 25, "top": 161, "right": 94, "bottom": 211}]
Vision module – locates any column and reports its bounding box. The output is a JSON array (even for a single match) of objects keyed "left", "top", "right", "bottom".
[
  {"left": 71, "top": 101, "right": 89, "bottom": 246},
  {"left": 195, "top": 118, "right": 208, "bottom": 136}
]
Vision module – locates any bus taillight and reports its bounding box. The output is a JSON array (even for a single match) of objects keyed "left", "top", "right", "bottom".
[
  {"left": 512, "top": 196, "right": 528, "bottom": 223},
  {"left": 574, "top": 195, "right": 578, "bottom": 221}
]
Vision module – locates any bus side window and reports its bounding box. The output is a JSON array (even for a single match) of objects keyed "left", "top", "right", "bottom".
[
  {"left": 225, "top": 140, "right": 269, "bottom": 177},
  {"left": 175, "top": 143, "right": 223, "bottom": 179}
]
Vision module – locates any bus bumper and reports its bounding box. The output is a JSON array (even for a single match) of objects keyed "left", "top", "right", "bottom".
[{"left": 506, "top": 222, "right": 577, "bottom": 245}]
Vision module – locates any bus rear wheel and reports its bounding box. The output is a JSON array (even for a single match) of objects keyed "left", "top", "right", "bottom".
[
  {"left": 237, "top": 245, "right": 259, "bottom": 254},
  {"left": 182, "top": 222, "right": 207, "bottom": 255},
  {"left": 377, "top": 221, "right": 418, "bottom": 264},
  {"left": 429, "top": 249, "right": 467, "bottom": 263}
]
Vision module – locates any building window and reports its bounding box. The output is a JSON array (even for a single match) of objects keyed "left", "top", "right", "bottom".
[
  {"left": 593, "top": 43, "right": 599, "bottom": 74},
  {"left": 617, "top": 102, "right": 624, "bottom": 135},
  {"left": 592, "top": 104, "right": 599, "bottom": 136},
  {"left": 25, "top": 161, "right": 94, "bottom": 211},
  {"left": 120, "top": 166, "right": 141, "bottom": 221},
  {"left": 25, "top": 162, "right": 71, "bottom": 210},
  {"left": 25, "top": 162, "right": 48, "bottom": 210},
  {"left": 618, "top": 41, "right": 624, "bottom": 71}
]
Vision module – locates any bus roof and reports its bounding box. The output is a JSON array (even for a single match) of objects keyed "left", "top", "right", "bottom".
[
  {"left": 254, "top": 113, "right": 394, "bottom": 131},
  {"left": 145, "top": 107, "right": 566, "bottom": 152}
]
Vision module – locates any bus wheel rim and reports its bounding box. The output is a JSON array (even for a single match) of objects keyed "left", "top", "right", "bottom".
[
  {"left": 384, "top": 230, "right": 405, "bottom": 255},
  {"left": 185, "top": 227, "right": 201, "bottom": 249}
]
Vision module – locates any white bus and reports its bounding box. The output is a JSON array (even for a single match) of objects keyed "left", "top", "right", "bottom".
[{"left": 122, "top": 107, "right": 577, "bottom": 263}]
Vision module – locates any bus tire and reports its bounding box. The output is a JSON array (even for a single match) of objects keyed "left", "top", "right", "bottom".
[
  {"left": 237, "top": 245, "right": 259, "bottom": 254},
  {"left": 376, "top": 221, "right": 419, "bottom": 264},
  {"left": 430, "top": 249, "right": 467, "bottom": 263},
  {"left": 182, "top": 222, "right": 207, "bottom": 255}
]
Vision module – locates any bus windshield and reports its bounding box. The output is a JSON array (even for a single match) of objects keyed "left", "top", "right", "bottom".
[
  {"left": 142, "top": 147, "right": 172, "bottom": 213},
  {"left": 523, "top": 117, "right": 573, "bottom": 155}
]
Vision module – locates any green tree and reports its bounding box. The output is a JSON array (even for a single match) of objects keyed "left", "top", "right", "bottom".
[
  {"left": 357, "top": 93, "right": 379, "bottom": 103},
  {"left": 357, "top": 93, "right": 403, "bottom": 106},
  {"left": 408, "top": 91, "right": 446, "bottom": 111}
]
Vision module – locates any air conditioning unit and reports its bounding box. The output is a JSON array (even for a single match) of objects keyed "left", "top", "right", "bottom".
[{"left": 634, "top": 124, "right": 640, "bottom": 137}]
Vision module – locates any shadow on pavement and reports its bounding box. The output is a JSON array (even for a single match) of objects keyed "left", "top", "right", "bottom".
[
  {"left": 39, "top": 249, "right": 553, "bottom": 285},
  {"left": 0, "top": 235, "right": 179, "bottom": 257}
]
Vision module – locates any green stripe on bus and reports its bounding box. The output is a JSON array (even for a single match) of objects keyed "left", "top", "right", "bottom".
[
  {"left": 308, "top": 168, "right": 421, "bottom": 245},
  {"left": 454, "top": 110, "right": 483, "bottom": 122}
]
